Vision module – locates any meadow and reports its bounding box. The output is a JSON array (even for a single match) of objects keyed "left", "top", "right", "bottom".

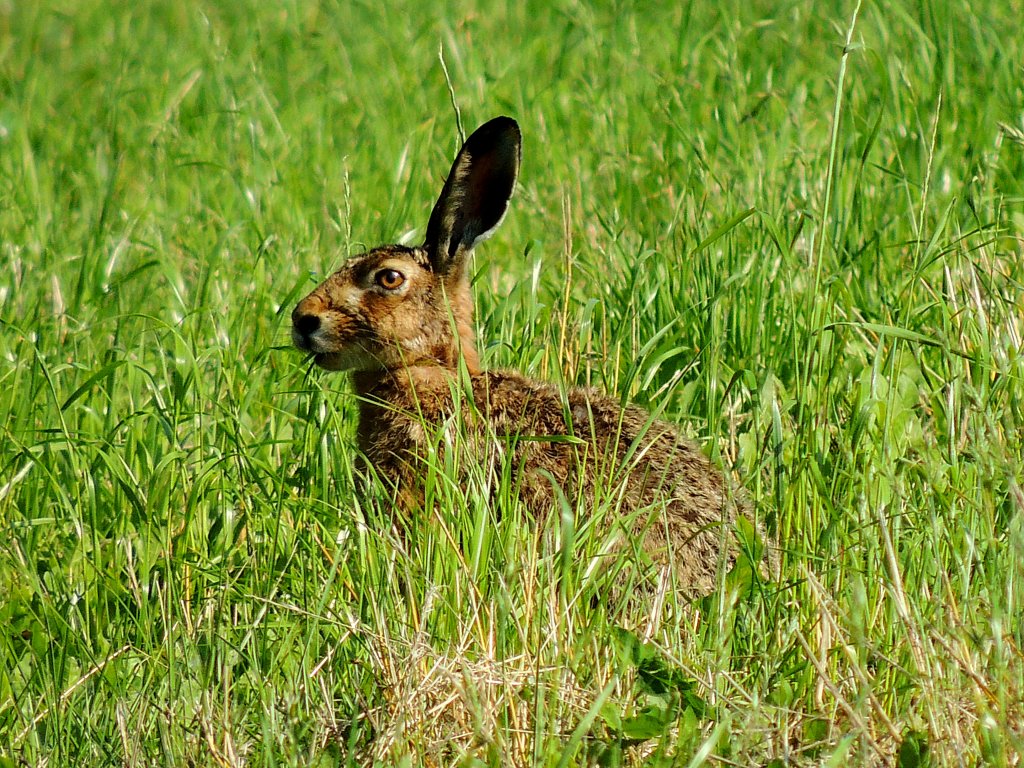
[{"left": 1, "top": 0, "right": 1023, "bottom": 764}]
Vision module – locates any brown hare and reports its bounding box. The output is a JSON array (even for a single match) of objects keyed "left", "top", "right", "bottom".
[{"left": 292, "top": 117, "right": 745, "bottom": 595}]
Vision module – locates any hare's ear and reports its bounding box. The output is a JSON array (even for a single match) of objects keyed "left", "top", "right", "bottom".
[{"left": 424, "top": 116, "right": 521, "bottom": 276}]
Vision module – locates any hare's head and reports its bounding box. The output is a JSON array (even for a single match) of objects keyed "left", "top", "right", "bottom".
[{"left": 292, "top": 117, "right": 521, "bottom": 375}]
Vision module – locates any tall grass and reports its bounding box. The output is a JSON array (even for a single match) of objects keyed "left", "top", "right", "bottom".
[{"left": 1, "top": 0, "right": 1022, "bottom": 765}]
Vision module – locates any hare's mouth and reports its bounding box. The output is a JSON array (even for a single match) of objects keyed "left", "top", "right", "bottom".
[
  {"left": 312, "top": 346, "right": 382, "bottom": 372},
  {"left": 313, "top": 352, "right": 347, "bottom": 371}
]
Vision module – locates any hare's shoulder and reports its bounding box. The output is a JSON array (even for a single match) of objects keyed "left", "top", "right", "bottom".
[{"left": 470, "top": 370, "right": 566, "bottom": 434}]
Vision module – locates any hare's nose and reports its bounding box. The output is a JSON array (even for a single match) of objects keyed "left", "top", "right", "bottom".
[{"left": 293, "top": 314, "right": 321, "bottom": 337}]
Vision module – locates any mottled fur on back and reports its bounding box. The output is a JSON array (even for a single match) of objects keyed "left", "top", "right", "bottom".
[
  {"left": 293, "top": 117, "right": 743, "bottom": 596},
  {"left": 353, "top": 366, "right": 733, "bottom": 594}
]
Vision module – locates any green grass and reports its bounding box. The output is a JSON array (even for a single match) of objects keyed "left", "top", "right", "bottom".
[{"left": 2, "top": 0, "right": 1023, "bottom": 764}]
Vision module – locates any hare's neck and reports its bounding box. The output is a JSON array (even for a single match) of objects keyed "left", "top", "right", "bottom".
[
  {"left": 351, "top": 366, "right": 468, "bottom": 404},
  {"left": 351, "top": 366, "right": 463, "bottom": 454},
  {"left": 419, "top": 332, "right": 478, "bottom": 373},
  {"left": 448, "top": 281, "right": 480, "bottom": 374},
  {"left": 455, "top": 330, "right": 480, "bottom": 374}
]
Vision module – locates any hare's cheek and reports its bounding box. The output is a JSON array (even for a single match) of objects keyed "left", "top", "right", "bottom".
[{"left": 360, "top": 290, "right": 404, "bottom": 315}]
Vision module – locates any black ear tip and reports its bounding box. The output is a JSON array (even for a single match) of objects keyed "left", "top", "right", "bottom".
[
  {"left": 486, "top": 115, "right": 520, "bottom": 133},
  {"left": 467, "top": 116, "right": 521, "bottom": 149}
]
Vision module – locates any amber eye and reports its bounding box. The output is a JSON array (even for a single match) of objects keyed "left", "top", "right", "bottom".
[{"left": 375, "top": 269, "right": 405, "bottom": 291}]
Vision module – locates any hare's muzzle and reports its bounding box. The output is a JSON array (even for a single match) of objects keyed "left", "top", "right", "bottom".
[
  {"left": 291, "top": 302, "right": 353, "bottom": 370},
  {"left": 291, "top": 312, "right": 321, "bottom": 351}
]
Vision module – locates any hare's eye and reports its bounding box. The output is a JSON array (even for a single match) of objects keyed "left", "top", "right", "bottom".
[{"left": 375, "top": 269, "right": 405, "bottom": 291}]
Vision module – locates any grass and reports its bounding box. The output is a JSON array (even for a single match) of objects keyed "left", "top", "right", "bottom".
[{"left": 2, "top": 0, "right": 1023, "bottom": 764}]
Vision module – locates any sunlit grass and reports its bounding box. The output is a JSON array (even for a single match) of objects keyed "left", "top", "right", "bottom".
[{"left": 1, "top": 0, "right": 1023, "bottom": 765}]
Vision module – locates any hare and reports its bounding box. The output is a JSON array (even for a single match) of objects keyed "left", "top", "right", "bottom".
[{"left": 292, "top": 117, "right": 745, "bottom": 595}]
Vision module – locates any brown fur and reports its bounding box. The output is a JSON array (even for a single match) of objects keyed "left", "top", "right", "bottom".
[{"left": 292, "top": 117, "right": 742, "bottom": 595}]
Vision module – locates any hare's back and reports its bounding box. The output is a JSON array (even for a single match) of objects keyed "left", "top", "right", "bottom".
[
  {"left": 474, "top": 370, "right": 728, "bottom": 511},
  {"left": 473, "top": 370, "right": 734, "bottom": 590}
]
